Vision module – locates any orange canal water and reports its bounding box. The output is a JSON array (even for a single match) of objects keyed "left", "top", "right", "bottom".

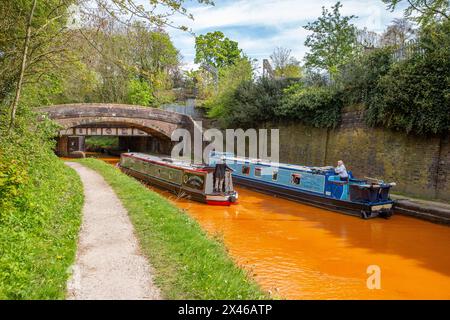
[
  {"left": 148, "top": 186, "right": 450, "bottom": 300},
  {"left": 100, "top": 157, "right": 450, "bottom": 299}
]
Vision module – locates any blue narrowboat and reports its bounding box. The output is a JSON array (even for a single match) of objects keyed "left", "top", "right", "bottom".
[{"left": 209, "top": 152, "right": 395, "bottom": 219}]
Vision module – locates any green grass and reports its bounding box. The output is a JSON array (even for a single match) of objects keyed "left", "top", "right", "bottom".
[
  {"left": 0, "top": 157, "right": 83, "bottom": 299},
  {"left": 77, "top": 158, "right": 268, "bottom": 300}
]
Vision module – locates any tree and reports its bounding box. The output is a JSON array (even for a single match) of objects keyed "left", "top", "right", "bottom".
[
  {"left": 127, "top": 23, "right": 180, "bottom": 84},
  {"left": 303, "top": 1, "right": 359, "bottom": 77},
  {"left": 7, "top": 0, "right": 37, "bottom": 133},
  {"left": 195, "top": 31, "right": 242, "bottom": 69},
  {"left": 1, "top": 0, "right": 74, "bottom": 132},
  {"left": 270, "top": 47, "right": 302, "bottom": 78},
  {"left": 207, "top": 57, "right": 254, "bottom": 118},
  {"left": 66, "top": 14, "right": 181, "bottom": 105},
  {"left": 77, "top": 0, "right": 214, "bottom": 32},
  {"left": 1, "top": 0, "right": 212, "bottom": 132},
  {"left": 357, "top": 27, "right": 382, "bottom": 49},
  {"left": 380, "top": 18, "right": 416, "bottom": 47},
  {"left": 383, "top": 0, "right": 449, "bottom": 26}
]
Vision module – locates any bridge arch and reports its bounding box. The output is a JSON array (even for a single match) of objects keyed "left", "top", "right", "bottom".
[{"left": 38, "top": 103, "right": 199, "bottom": 156}]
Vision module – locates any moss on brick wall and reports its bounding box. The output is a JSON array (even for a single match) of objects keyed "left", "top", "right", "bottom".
[
  {"left": 264, "top": 112, "right": 450, "bottom": 201},
  {"left": 437, "top": 135, "right": 450, "bottom": 200}
]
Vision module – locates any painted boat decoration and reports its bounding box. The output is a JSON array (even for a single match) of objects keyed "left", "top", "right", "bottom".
[
  {"left": 119, "top": 152, "right": 238, "bottom": 206},
  {"left": 209, "top": 152, "right": 395, "bottom": 219}
]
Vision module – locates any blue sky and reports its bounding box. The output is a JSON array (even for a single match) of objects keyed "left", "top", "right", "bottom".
[{"left": 153, "top": 0, "right": 407, "bottom": 69}]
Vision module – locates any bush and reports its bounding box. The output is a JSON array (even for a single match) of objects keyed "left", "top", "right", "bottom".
[
  {"left": 338, "top": 47, "right": 394, "bottom": 106},
  {"left": 213, "top": 78, "right": 291, "bottom": 128},
  {"left": 365, "top": 21, "right": 450, "bottom": 134},
  {"left": 0, "top": 108, "right": 83, "bottom": 299},
  {"left": 275, "top": 84, "right": 342, "bottom": 128}
]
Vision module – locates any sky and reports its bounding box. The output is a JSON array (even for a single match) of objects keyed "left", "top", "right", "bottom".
[{"left": 143, "top": 0, "right": 407, "bottom": 70}]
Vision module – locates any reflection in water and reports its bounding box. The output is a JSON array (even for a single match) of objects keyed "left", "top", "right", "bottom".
[{"left": 102, "top": 157, "right": 450, "bottom": 299}]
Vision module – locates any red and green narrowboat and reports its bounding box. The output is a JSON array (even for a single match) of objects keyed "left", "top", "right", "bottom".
[{"left": 119, "top": 153, "right": 238, "bottom": 206}]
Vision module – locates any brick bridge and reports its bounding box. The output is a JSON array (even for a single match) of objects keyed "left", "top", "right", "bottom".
[{"left": 38, "top": 103, "right": 200, "bottom": 156}]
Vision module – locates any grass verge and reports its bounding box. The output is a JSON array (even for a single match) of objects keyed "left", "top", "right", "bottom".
[
  {"left": 77, "top": 158, "right": 268, "bottom": 299},
  {"left": 0, "top": 158, "right": 83, "bottom": 299}
]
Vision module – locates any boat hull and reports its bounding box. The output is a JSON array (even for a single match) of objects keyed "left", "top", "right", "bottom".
[
  {"left": 120, "top": 165, "right": 234, "bottom": 206},
  {"left": 233, "top": 176, "right": 393, "bottom": 219}
]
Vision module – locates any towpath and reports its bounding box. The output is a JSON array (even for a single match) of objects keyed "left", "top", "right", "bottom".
[{"left": 65, "top": 162, "right": 161, "bottom": 300}]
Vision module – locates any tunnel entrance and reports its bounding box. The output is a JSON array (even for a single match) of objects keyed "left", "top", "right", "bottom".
[{"left": 55, "top": 124, "right": 173, "bottom": 157}]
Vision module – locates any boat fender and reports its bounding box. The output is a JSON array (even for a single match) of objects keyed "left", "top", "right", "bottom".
[{"left": 361, "top": 210, "right": 370, "bottom": 220}]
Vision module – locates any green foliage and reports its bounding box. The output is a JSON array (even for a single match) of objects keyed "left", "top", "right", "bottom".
[
  {"left": 206, "top": 58, "right": 254, "bottom": 118},
  {"left": 365, "top": 21, "right": 450, "bottom": 134},
  {"left": 0, "top": 109, "right": 83, "bottom": 299},
  {"left": 213, "top": 78, "right": 292, "bottom": 128},
  {"left": 126, "top": 79, "right": 154, "bottom": 106},
  {"left": 79, "top": 24, "right": 180, "bottom": 106},
  {"left": 0, "top": 0, "right": 74, "bottom": 105},
  {"left": 128, "top": 24, "right": 180, "bottom": 97},
  {"left": 276, "top": 85, "right": 342, "bottom": 128},
  {"left": 383, "top": 0, "right": 449, "bottom": 27},
  {"left": 303, "top": 1, "right": 360, "bottom": 76},
  {"left": 0, "top": 159, "right": 28, "bottom": 210},
  {"left": 78, "top": 159, "right": 268, "bottom": 300},
  {"left": 337, "top": 47, "right": 394, "bottom": 106},
  {"left": 209, "top": 20, "right": 450, "bottom": 135},
  {"left": 195, "top": 31, "right": 242, "bottom": 69},
  {"left": 184, "top": 69, "right": 216, "bottom": 100}
]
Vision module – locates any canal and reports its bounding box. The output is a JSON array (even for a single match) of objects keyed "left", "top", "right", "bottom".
[
  {"left": 151, "top": 186, "right": 450, "bottom": 300},
  {"left": 98, "top": 156, "right": 450, "bottom": 299}
]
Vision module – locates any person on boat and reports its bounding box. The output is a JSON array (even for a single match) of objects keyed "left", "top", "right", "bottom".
[
  {"left": 335, "top": 160, "right": 349, "bottom": 181},
  {"left": 213, "top": 163, "right": 234, "bottom": 193},
  {"left": 214, "top": 163, "right": 227, "bottom": 193}
]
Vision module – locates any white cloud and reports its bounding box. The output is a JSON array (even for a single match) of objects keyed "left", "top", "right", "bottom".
[
  {"left": 164, "top": 0, "right": 405, "bottom": 67},
  {"left": 177, "top": 0, "right": 403, "bottom": 29}
]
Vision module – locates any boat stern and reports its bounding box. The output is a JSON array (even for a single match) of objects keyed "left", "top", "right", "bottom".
[
  {"left": 206, "top": 191, "right": 239, "bottom": 206},
  {"left": 361, "top": 201, "right": 394, "bottom": 219}
]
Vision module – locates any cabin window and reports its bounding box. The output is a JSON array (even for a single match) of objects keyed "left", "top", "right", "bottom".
[
  {"left": 291, "top": 173, "right": 301, "bottom": 185},
  {"left": 272, "top": 170, "right": 278, "bottom": 181},
  {"left": 254, "top": 167, "right": 262, "bottom": 177},
  {"left": 242, "top": 165, "right": 250, "bottom": 175}
]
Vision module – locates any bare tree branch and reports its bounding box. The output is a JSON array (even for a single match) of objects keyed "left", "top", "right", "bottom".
[{"left": 8, "top": 0, "right": 37, "bottom": 134}]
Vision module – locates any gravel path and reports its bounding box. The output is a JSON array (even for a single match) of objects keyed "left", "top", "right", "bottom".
[{"left": 65, "top": 162, "right": 161, "bottom": 300}]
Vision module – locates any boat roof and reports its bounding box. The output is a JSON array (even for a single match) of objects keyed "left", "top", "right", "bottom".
[
  {"left": 122, "top": 152, "right": 229, "bottom": 173},
  {"left": 122, "top": 152, "right": 208, "bottom": 172},
  {"left": 211, "top": 153, "right": 334, "bottom": 173}
]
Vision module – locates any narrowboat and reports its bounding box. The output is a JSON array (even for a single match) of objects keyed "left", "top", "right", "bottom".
[
  {"left": 119, "top": 153, "right": 238, "bottom": 206},
  {"left": 209, "top": 152, "right": 395, "bottom": 219}
]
